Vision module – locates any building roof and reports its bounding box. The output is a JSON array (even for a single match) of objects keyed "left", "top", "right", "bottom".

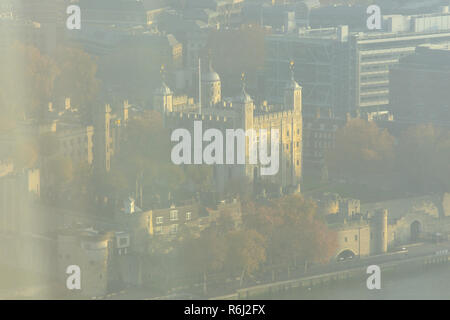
[
  {"left": 154, "top": 82, "right": 173, "bottom": 95},
  {"left": 285, "top": 78, "right": 301, "bottom": 90},
  {"left": 235, "top": 86, "right": 253, "bottom": 103},
  {"left": 202, "top": 61, "right": 221, "bottom": 82}
]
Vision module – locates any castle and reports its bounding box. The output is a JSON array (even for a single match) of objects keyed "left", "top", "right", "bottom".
[
  {"left": 318, "top": 193, "right": 450, "bottom": 259},
  {"left": 153, "top": 61, "right": 303, "bottom": 194}
]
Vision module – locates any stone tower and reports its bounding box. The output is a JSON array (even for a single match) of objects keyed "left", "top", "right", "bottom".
[
  {"left": 57, "top": 229, "right": 110, "bottom": 298},
  {"left": 201, "top": 60, "right": 221, "bottom": 108},
  {"left": 153, "top": 66, "right": 173, "bottom": 113},
  {"left": 153, "top": 82, "right": 173, "bottom": 113},
  {"left": 372, "top": 209, "right": 388, "bottom": 254},
  {"left": 233, "top": 74, "right": 255, "bottom": 180},
  {"left": 284, "top": 61, "right": 303, "bottom": 189},
  {"left": 93, "top": 104, "right": 112, "bottom": 173},
  {"left": 284, "top": 61, "right": 302, "bottom": 113}
]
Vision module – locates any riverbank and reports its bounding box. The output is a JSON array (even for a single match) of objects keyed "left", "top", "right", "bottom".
[{"left": 210, "top": 252, "right": 450, "bottom": 300}]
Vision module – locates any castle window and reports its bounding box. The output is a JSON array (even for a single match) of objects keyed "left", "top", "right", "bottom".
[
  {"left": 355, "top": 235, "right": 358, "bottom": 241},
  {"left": 156, "top": 216, "right": 163, "bottom": 224},
  {"left": 155, "top": 226, "right": 162, "bottom": 234},
  {"left": 287, "top": 130, "right": 290, "bottom": 137},
  {"left": 344, "top": 237, "right": 348, "bottom": 242},
  {"left": 186, "top": 212, "right": 192, "bottom": 221},
  {"left": 296, "top": 160, "right": 300, "bottom": 166},
  {"left": 170, "top": 210, "right": 178, "bottom": 221},
  {"left": 170, "top": 224, "right": 178, "bottom": 234}
]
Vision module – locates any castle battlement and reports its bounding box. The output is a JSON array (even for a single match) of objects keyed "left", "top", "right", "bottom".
[
  {"left": 254, "top": 109, "right": 294, "bottom": 123},
  {"left": 155, "top": 61, "right": 302, "bottom": 193},
  {"left": 165, "top": 111, "right": 229, "bottom": 124}
]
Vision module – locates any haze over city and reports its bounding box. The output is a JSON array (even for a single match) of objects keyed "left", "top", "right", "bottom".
[{"left": 0, "top": 0, "right": 449, "bottom": 300}]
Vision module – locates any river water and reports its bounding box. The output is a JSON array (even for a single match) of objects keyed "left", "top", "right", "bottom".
[{"left": 260, "top": 264, "right": 450, "bottom": 300}]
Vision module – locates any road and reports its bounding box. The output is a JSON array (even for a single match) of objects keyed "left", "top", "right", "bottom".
[{"left": 101, "top": 240, "right": 450, "bottom": 300}]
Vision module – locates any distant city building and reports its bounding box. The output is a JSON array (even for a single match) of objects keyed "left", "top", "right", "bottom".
[
  {"left": 390, "top": 43, "right": 450, "bottom": 124},
  {"left": 115, "top": 197, "right": 243, "bottom": 250},
  {"left": 264, "top": 10, "right": 450, "bottom": 118},
  {"left": 77, "top": 0, "right": 147, "bottom": 28},
  {"left": 303, "top": 110, "right": 346, "bottom": 175}
]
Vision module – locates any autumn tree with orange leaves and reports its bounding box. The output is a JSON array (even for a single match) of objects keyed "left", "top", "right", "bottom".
[{"left": 244, "top": 194, "right": 337, "bottom": 275}]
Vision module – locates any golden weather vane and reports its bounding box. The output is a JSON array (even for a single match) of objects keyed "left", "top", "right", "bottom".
[
  {"left": 289, "top": 60, "right": 295, "bottom": 79},
  {"left": 160, "top": 64, "right": 165, "bottom": 81}
]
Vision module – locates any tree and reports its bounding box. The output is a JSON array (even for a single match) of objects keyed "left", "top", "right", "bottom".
[
  {"left": 12, "top": 141, "right": 38, "bottom": 170},
  {"left": 397, "top": 124, "right": 450, "bottom": 193},
  {"left": 0, "top": 42, "right": 58, "bottom": 119},
  {"left": 224, "top": 177, "right": 253, "bottom": 200},
  {"left": 179, "top": 228, "right": 227, "bottom": 295},
  {"left": 226, "top": 229, "right": 266, "bottom": 287},
  {"left": 326, "top": 118, "right": 395, "bottom": 181},
  {"left": 97, "top": 45, "right": 171, "bottom": 106},
  {"left": 52, "top": 45, "right": 100, "bottom": 111},
  {"left": 37, "top": 132, "right": 60, "bottom": 158},
  {"left": 113, "top": 110, "right": 185, "bottom": 201},
  {"left": 48, "top": 156, "right": 74, "bottom": 186},
  {"left": 243, "top": 194, "right": 337, "bottom": 276},
  {"left": 184, "top": 165, "right": 213, "bottom": 193}
]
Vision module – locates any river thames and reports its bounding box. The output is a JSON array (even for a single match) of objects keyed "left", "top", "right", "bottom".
[{"left": 261, "top": 264, "right": 450, "bottom": 300}]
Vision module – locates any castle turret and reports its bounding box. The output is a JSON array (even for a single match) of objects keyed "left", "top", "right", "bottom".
[
  {"left": 372, "top": 209, "right": 388, "bottom": 254},
  {"left": 93, "top": 104, "right": 112, "bottom": 173},
  {"left": 153, "top": 82, "right": 173, "bottom": 113},
  {"left": 284, "top": 61, "right": 302, "bottom": 113},
  {"left": 233, "top": 73, "right": 255, "bottom": 180},
  {"left": 153, "top": 65, "right": 173, "bottom": 113},
  {"left": 233, "top": 73, "right": 254, "bottom": 130},
  {"left": 201, "top": 59, "right": 221, "bottom": 108},
  {"left": 123, "top": 100, "right": 129, "bottom": 122},
  {"left": 284, "top": 62, "right": 303, "bottom": 189}
]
